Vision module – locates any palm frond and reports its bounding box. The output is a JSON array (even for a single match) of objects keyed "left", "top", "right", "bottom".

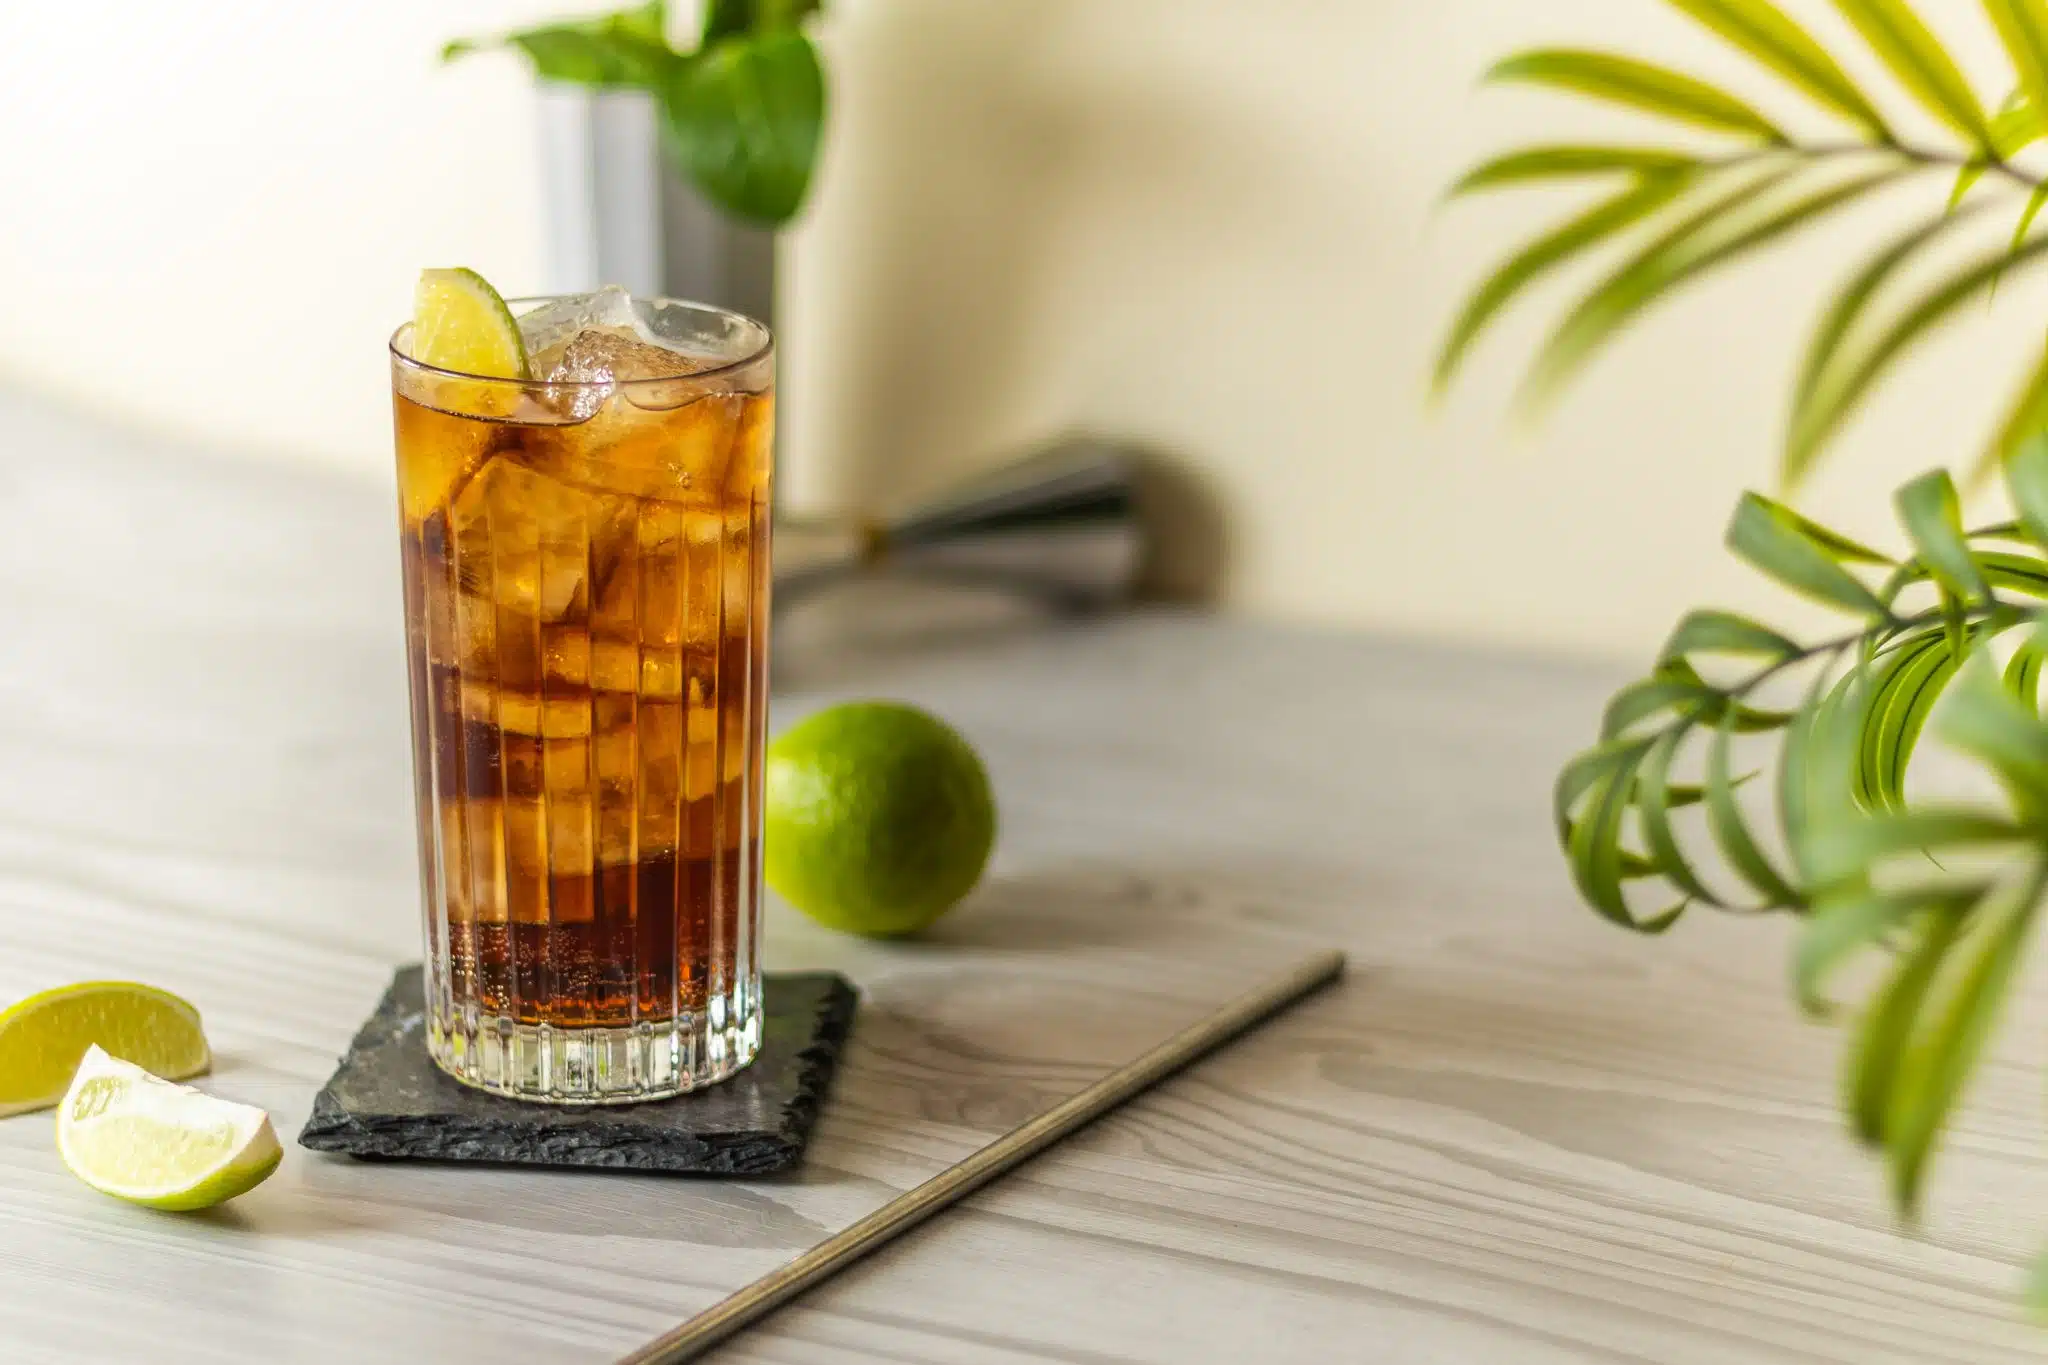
[
  {"left": 1788, "top": 208, "right": 1981, "bottom": 464},
  {"left": 1948, "top": 92, "right": 2044, "bottom": 208},
  {"left": 1521, "top": 165, "right": 1905, "bottom": 414},
  {"left": 1832, "top": 0, "right": 1989, "bottom": 145},
  {"left": 1448, "top": 146, "right": 1699, "bottom": 196},
  {"left": 1468, "top": 5, "right": 2048, "bottom": 1311},
  {"left": 1553, "top": 452, "right": 2048, "bottom": 1245},
  {"left": 1985, "top": 0, "right": 2048, "bottom": 126},
  {"left": 1788, "top": 234, "right": 2048, "bottom": 481},
  {"left": 1446, "top": 2, "right": 2048, "bottom": 490},
  {"left": 1432, "top": 173, "right": 1693, "bottom": 396},
  {"left": 1666, "top": 0, "right": 1890, "bottom": 136},
  {"left": 1487, "top": 49, "right": 1785, "bottom": 139}
]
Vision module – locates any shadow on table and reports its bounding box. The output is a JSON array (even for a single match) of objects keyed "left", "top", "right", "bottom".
[
  {"left": 920, "top": 862, "right": 1207, "bottom": 953},
  {"left": 291, "top": 1155, "right": 835, "bottom": 1248}
]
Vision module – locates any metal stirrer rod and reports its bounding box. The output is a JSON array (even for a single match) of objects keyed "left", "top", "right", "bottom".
[{"left": 616, "top": 949, "right": 1347, "bottom": 1365}]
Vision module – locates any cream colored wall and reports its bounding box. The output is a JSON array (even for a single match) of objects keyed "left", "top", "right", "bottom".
[
  {"left": 783, "top": 0, "right": 2048, "bottom": 658},
  {"left": 5, "top": 2, "right": 2044, "bottom": 660},
  {"left": 0, "top": 2, "right": 554, "bottom": 466}
]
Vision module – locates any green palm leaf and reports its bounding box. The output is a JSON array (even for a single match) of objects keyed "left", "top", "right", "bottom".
[
  {"left": 1661, "top": 608, "right": 1801, "bottom": 662},
  {"left": 1780, "top": 669, "right": 1839, "bottom": 880},
  {"left": 2007, "top": 430, "right": 2048, "bottom": 543},
  {"left": 1568, "top": 743, "right": 1686, "bottom": 930},
  {"left": 1806, "top": 806, "right": 2025, "bottom": 885},
  {"left": 1984, "top": 0, "right": 2048, "bottom": 131},
  {"left": 1667, "top": 0, "right": 1889, "bottom": 137},
  {"left": 2028, "top": 1246, "right": 2048, "bottom": 1321},
  {"left": 2005, "top": 634, "right": 2048, "bottom": 711},
  {"left": 1947, "top": 95, "right": 2045, "bottom": 209},
  {"left": 1996, "top": 92, "right": 2048, "bottom": 157},
  {"left": 1938, "top": 654, "right": 2048, "bottom": 810},
  {"left": 2015, "top": 183, "right": 2048, "bottom": 244},
  {"left": 1433, "top": 173, "right": 1692, "bottom": 396},
  {"left": 1706, "top": 709, "right": 1801, "bottom": 904},
  {"left": 1992, "top": 184, "right": 2048, "bottom": 300},
  {"left": 1449, "top": 146, "right": 1700, "bottom": 196},
  {"left": 1788, "top": 210, "right": 1981, "bottom": 483},
  {"left": 1848, "top": 906, "right": 1964, "bottom": 1144},
  {"left": 1978, "top": 549, "right": 2048, "bottom": 597},
  {"left": 1638, "top": 728, "right": 1724, "bottom": 906},
  {"left": 1602, "top": 672, "right": 1719, "bottom": 739},
  {"left": 1795, "top": 893, "right": 1894, "bottom": 1012},
  {"left": 1523, "top": 166, "right": 1902, "bottom": 413},
  {"left": 1832, "top": 0, "right": 1989, "bottom": 144},
  {"left": 2016, "top": 182, "right": 2048, "bottom": 245},
  {"left": 1948, "top": 165, "right": 1986, "bottom": 212},
  {"left": 1726, "top": 492, "right": 1892, "bottom": 615},
  {"left": 1896, "top": 470, "right": 1990, "bottom": 602},
  {"left": 1789, "top": 234, "right": 2048, "bottom": 480},
  {"left": 1853, "top": 630, "right": 1953, "bottom": 812},
  {"left": 1797, "top": 888, "right": 1945, "bottom": 1016},
  {"left": 1887, "top": 864, "right": 2044, "bottom": 1215},
  {"left": 1487, "top": 49, "right": 1785, "bottom": 140},
  {"left": 1556, "top": 737, "right": 1648, "bottom": 830}
]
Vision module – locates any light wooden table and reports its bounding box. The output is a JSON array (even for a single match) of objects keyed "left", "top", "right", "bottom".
[{"left": 4, "top": 388, "right": 2048, "bottom": 1364}]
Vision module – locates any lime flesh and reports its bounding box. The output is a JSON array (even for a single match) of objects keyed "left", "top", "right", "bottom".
[
  {"left": 0, "top": 982, "right": 210, "bottom": 1118},
  {"left": 57, "top": 1046, "right": 279, "bottom": 1211},
  {"left": 410, "top": 267, "right": 527, "bottom": 380}
]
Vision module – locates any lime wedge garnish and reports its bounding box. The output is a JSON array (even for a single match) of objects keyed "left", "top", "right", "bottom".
[
  {"left": 411, "top": 267, "right": 528, "bottom": 380},
  {"left": 0, "top": 982, "right": 210, "bottom": 1118},
  {"left": 57, "top": 1047, "right": 279, "bottom": 1211}
]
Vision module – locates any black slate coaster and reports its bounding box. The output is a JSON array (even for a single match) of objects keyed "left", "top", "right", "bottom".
[{"left": 299, "top": 967, "right": 857, "bottom": 1176}]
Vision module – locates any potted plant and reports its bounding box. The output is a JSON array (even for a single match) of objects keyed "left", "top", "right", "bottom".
[
  {"left": 446, "top": 1, "right": 827, "bottom": 308},
  {"left": 1442, "top": 0, "right": 2048, "bottom": 1308}
]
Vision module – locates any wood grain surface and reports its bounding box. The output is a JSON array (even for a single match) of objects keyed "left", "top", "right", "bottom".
[{"left": 3, "top": 388, "right": 2047, "bottom": 1363}]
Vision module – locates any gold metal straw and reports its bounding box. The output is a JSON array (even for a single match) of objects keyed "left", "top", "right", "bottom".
[{"left": 617, "top": 949, "right": 1347, "bottom": 1365}]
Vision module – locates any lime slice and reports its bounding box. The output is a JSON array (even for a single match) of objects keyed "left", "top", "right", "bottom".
[
  {"left": 0, "top": 982, "right": 210, "bottom": 1118},
  {"left": 411, "top": 267, "right": 528, "bottom": 380},
  {"left": 58, "top": 1047, "right": 280, "bottom": 1212}
]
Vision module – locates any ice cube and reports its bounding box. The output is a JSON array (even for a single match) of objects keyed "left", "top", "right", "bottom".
[
  {"left": 526, "top": 391, "right": 742, "bottom": 502},
  {"left": 448, "top": 457, "right": 594, "bottom": 621},
  {"left": 544, "top": 327, "right": 705, "bottom": 385},
  {"left": 533, "top": 326, "right": 708, "bottom": 422},
  {"left": 516, "top": 285, "right": 641, "bottom": 357}
]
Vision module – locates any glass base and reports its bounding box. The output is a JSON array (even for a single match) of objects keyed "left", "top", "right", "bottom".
[{"left": 425, "top": 997, "right": 762, "bottom": 1105}]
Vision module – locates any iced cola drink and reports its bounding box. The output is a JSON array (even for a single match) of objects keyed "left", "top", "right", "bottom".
[{"left": 390, "top": 291, "right": 772, "bottom": 1103}]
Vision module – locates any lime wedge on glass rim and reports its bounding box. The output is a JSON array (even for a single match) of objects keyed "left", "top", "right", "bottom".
[
  {"left": 401, "top": 267, "right": 529, "bottom": 515},
  {"left": 0, "top": 981, "right": 211, "bottom": 1117},
  {"left": 410, "top": 267, "right": 528, "bottom": 382},
  {"left": 57, "top": 1046, "right": 279, "bottom": 1211}
]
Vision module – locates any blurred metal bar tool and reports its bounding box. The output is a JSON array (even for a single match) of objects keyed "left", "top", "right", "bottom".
[{"left": 772, "top": 439, "right": 1144, "bottom": 611}]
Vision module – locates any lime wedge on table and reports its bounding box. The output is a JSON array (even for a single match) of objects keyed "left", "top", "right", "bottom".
[
  {"left": 410, "top": 267, "right": 528, "bottom": 381},
  {"left": 0, "top": 981, "right": 211, "bottom": 1117},
  {"left": 58, "top": 1047, "right": 279, "bottom": 1211}
]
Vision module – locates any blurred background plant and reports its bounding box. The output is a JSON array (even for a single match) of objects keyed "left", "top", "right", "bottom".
[
  {"left": 447, "top": 0, "right": 826, "bottom": 228},
  {"left": 1444, "top": 0, "right": 2048, "bottom": 1310},
  {"left": 1440, "top": 0, "right": 2048, "bottom": 486}
]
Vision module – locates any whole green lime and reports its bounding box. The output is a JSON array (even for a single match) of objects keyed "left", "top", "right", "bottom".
[{"left": 764, "top": 702, "right": 996, "bottom": 937}]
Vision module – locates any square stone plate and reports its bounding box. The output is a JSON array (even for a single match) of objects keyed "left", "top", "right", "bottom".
[{"left": 299, "top": 966, "right": 856, "bottom": 1175}]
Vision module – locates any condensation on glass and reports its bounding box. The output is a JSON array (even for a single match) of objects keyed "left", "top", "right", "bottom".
[{"left": 388, "top": 298, "right": 772, "bottom": 1104}]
